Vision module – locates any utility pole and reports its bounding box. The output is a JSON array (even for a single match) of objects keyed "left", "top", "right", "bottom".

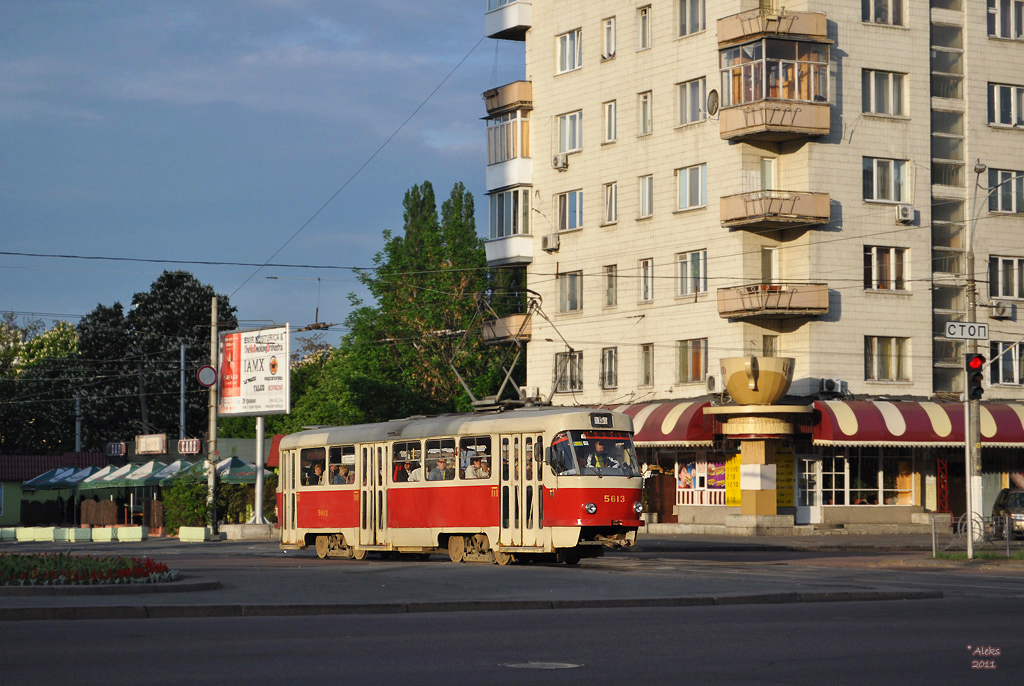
[
  {"left": 180, "top": 342, "right": 186, "bottom": 440},
  {"left": 207, "top": 297, "right": 219, "bottom": 531}
]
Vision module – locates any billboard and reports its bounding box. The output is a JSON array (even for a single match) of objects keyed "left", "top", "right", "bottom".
[{"left": 218, "top": 325, "right": 291, "bottom": 417}]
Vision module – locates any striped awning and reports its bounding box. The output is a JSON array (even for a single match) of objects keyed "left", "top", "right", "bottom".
[
  {"left": 608, "top": 400, "right": 713, "bottom": 447},
  {"left": 813, "top": 400, "right": 1024, "bottom": 448}
]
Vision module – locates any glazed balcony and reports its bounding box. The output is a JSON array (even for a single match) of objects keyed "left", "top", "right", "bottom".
[
  {"left": 717, "top": 9, "right": 828, "bottom": 48},
  {"left": 485, "top": 234, "right": 533, "bottom": 268},
  {"left": 481, "top": 313, "right": 532, "bottom": 344},
  {"left": 717, "top": 283, "right": 829, "bottom": 320},
  {"left": 485, "top": 0, "right": 531, "bottom": 41},
  {"left": 720, "top": 190, "right": 831, "bottom": 231}
]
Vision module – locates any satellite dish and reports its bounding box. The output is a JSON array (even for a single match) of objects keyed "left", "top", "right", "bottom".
[{"left": 706, "top": 89, "right": 720, "bottom": 117}]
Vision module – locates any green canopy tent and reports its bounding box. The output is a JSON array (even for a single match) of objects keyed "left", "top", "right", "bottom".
[
  {"left": 160, "top": 457, "right": 257, "bottom": 486},
  {"left": 139, "top": 459, "right": 193, "bottom": 487},
  {"left": 22, "top": 467, "right": 78, "bottom": 492},
  {"left": 79, "top": 463, "right": 136, "bottom": 492}
]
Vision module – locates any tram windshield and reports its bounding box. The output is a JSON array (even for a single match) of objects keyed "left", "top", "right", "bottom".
[{"left": 549, "top": 431, "right": 639, "bottom": 477}]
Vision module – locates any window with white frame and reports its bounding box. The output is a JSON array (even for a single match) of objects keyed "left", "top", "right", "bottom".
[
  {"left": 989, "top": 256, "right": 1024, "bottom": 299},
  {"left": 554, "top": 350, "right": 583, "bottom": 392},
  {"left": 862, "top": 69, "right": 906, "bottom": 116},
  {"left": 638, "top": 91, "right": 653, "bottom": 135},
  {"left": 989, "top": 169, "right": 1024, "bottom": 213},
  {"left": 988, "top": 82, "right": 1024, "bottom": 126},
  {"left": 863, "top": 0, "right": 905, "bottom": 26},
  {"left": 558, "top": 190, "right": 583, "bottom": 231},
  {"left": 676, "top": 164, "right": 707, "bottom": 210},
  {"left": 489, "top": 188, "right": 531, "bottom": 239},
  {"left": 639, "top": 175, "right": 653, "bottom": 218},
  {"left": 603, "top": 182, "right": 618, "bottom": 224},
  {"left": 677, "top": 77, "right": 706, "bottom": 126},
  {"left": 638, "top": 6, "right": 652, "bottom": 50},
  {"left": 988, "top": 0, "right": 1024, "bottom": 39},
  {"left": 863, "top": 246, "right": 908, "bottom": 291},
  {"left": 639, "top": 258, "right": 654, "bottom": 302},
  {"left": 719, "top": 39, "right": 829, "bottom": 108},
  {"left": 990, "top": 341, "right": 1024, "bottom": 385},
  {"left": 601, "top": 347, "right": 618, "bottom": 389},
  {"left": 604, "top": 264, "right": 618, "bottom": 306},
  {"left": 558, "top": 270, "right": 583, "bottom": 312},
  {"left": 487, "top": 110, "right": 530, "bottom": 165},
  {"left": 640, "top": 343, "right": 654, "bottom": 386},
  {"left": 558, "top": 110, "right": 583, "bottom": 153},
  {"left": 603, "top": 17, "right": 617, "bottom": 58},
  {"left": 863, "top": 157, "right": 908, "bottom": 202},
  {"left": 678, "top": 338, "right": 707, "bottom": 383},
  {"left": 864, "top": 336, "right": 910, "bottom": 381},
  {"left": 603, "top": 101, "right": 617, "bottom": 143},
  {"left": 677, "top": 250, "right": 707, "bottom": 296},
  {"left": 557, "top": 29, "right": 582, "bottom": 74},
  {"left": 678, "top": 0, "right": 705, "bottom": 36}
]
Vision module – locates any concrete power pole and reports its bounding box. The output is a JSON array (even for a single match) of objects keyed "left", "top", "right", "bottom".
[{"left": 207, "top": 296, "right": 219, "bottom": 531}]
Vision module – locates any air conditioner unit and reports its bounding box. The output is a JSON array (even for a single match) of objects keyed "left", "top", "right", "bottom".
[
  {"left": 541, "top": 234, "right": 560, "bottom": 252},
  {"left": 819, "top": 377, "right": 844, "bottom": 394},
  {"left": 519, "top": 385, "right": 541, "bottom": 401},
  {"left": 896, "top": 204, "right": 914, "bottom": 224},
  {"left": 990, "top": 301, "right": 1013, "bottom": 320},
  {"left": 706, "top": 373, "right": 724, "bottom": 394},
  {"left": 552, "top": 153, "right": 569, "bottom": 170}
]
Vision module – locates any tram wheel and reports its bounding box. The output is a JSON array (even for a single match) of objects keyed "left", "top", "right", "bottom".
[
  {"left": 351, "top": 547, "right": 368, "bottom": 561},
  {"left": 447, "top": 536, "right": 466, "bottom": 563},
  {"left": 314, "top": 536, "right": 329, "bottom": 560},
  {"left": 493, "top": 549, "right": 514, "bottom": 566},
  {"left": 558, "top": 548, "right": 581, "bottom": 566}
]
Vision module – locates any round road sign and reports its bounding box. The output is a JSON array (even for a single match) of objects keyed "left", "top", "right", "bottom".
[{"left": 197, "top": 365, "right": 217, "bottom": 387}]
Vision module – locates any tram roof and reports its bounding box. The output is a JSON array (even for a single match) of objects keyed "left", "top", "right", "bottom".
[{"left": 279, "top": 406, "right": 632, "bottom": 450}]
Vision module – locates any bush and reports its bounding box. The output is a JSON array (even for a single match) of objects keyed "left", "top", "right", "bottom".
[
  {"left": 216, "top": 473, "right": 279, "bottom": 524},
  {"left": 163, "top": 471, "right": 211, "bottom": 534}
]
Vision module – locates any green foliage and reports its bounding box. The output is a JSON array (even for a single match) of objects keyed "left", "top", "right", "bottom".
[
  {"left": 216, "top": 473, "right": 278, "bottom": 524},
  {"left": 0, "top": 551, "right": 178, "bottom": 586},
  {"left": 163, "top": 471, "right": 212, "bottom": 533}
]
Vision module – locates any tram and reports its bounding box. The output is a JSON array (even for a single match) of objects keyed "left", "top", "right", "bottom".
[{"left": 277, "top": 406, "right": 642, "bottom": 564}]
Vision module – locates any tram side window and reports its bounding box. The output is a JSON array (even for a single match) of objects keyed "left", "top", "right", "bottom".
[
  {"left": 548, "top": 432, "right": 577, "bottom": 475},
  {"left": 327, "top": 445, "right": 356, "bottom": 485},
  {"left": 392, "top": 441, "right": 423, "bottom": 482},
  {"left": 301, "top": 447, "right": 327, "bottom": 486},
  {"left": 425, "top": 438, "right": 456, "bottom": 481},
  {"left": 460, "top": 436, "right": 492, "bottom": 479}
]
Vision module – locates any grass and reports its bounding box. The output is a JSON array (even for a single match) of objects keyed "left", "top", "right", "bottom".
[
  {"left": 0, "top": 551, "right": 180, "bottom": 586},
  {"left": 933, "top": 550, "right": 1024, "bottom": 561}
]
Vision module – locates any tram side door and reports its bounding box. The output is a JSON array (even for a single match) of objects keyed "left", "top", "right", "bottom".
[
  {"left": 359, "top": 443, "right": 388, "bottom": 546},
  {"left": 499, "top": 434, "right": 543, "bottom": 548},
  {"left": 281, "top": 449, "right": 298, "bottom": 545}
]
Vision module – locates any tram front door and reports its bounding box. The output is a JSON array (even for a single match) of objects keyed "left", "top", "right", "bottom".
[
  {"left": 498, "top": 433, "right": 543, "bottom": 548},
  {"left": 359, "top": 443, "right": 388, "bottom": 547}
]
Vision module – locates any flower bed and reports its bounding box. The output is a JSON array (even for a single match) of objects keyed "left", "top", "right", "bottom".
[{"left": 0, "top": 551, "right": 180, "bottom": 586}]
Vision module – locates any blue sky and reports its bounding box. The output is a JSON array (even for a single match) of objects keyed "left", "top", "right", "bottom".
[{"left": 1, "top": 0, "right": 524, "bottom": 343}]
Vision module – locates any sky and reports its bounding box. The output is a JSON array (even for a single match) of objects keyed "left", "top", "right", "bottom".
[{"left": 1, "top": 0, "right": 525, "bottom": 345}]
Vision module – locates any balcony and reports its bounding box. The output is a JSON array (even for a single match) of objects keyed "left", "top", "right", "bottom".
[
  {"left": 483, "top": 80, "right": 532, "bottom": 116},
  {"left": 719, "top": 100, "right": 830, "bottom": 142},
  {"left": 717, "top": 9, "right": 828, "bottom": 47},
  {"left": 717, "top": 283, "right": 829, "bottom": 320},
  {"left": 486, "top": 157, "right": 532, "bottom": 192},
  {"left": 485, "top": 234, "right": 533, "bottom": 267},
  {"left": 720, "top": 190, "right": 830, "bottom": 231},
  {"left": 485, "top": 0, "right": 531, "bottom": 41},
  {"left": 481, "top": 313, "right": 532, "bottom": 344}
]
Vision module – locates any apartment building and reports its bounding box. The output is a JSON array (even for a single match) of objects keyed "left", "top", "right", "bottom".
[{"left": 481, "top": 0, "right": 1024, "bottom": 531}]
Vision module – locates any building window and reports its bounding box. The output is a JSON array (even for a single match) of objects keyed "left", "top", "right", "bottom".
[
  {"left": 677, "top": 250, "right": 707, "bottom": 296},
  {"left": 639, "top": 258, "right": 654, "bottom": 302},
  {"left": 640, "top": 343, "right": 654, "bottom": 386},
  {"left": 554, "top": 350, "right": 583, "bottom": 392},
  {"left": 604, "top": 264, "right": 618, "bottom": 306},
  {"left": 763, "top": 335, "right": 779, "bottom": 357},
  {"left": 989, "top": 0, "right": 1024, "bottom": 40},
  {"left": 863, "top": 246, "right": 907, "bottom": 291},
  {"left": 487, "top": 110, "right": 530, "bottom": 165},
  {"left": 638, "top": 6, "right": 652, "bottom": 50},
  {"left": 989, "top": 169, "right": 1024, "bottom": 213},
  {"left": 639, "top": 175, "right": 653, "bottom": 218},
  {"left": 558, "top": 110, "right": 583, "bottom": 153},
  {"left": 603, "top": 17, "right": 617, "bottom": 58},
  {"left": 557, "top": 29, "right": 582, "bottom": 74},
  {"left": 863, "top": 0, "right": 905, "bottom": 27},
  {"left": 558, "top": 270, "right": 583, "bottom": 312},
  {"left": 488, "top": 188, "right": 531, "bottom": 239},
  {"left": 558, "top": 190, "right": 583, "bottom": 231},
  {"left": 720, "top": 39, "right": 829, "bottom": 108},
  {"left": 989, "top": 256, "right": 1024, "bottom": 299},
  {"left": 676, "top": 164, "right": 708, "bottom": 210},
  {"left": 601, "top": 347, "right": 618, "bottom": 389},
  {"left": 863, "top": 157, "right": 907, "bottom": 203},
  {"left": 864, "top": 336, "right": 909, "bottom": 381},
  {"left": 678, "top": 338, "right": 707, "bottom": 383},
  {"left": 603, "top": 182, "right": 618, "bottom": 224},
  {"left": 862, "top": 70, "right": 906, "bottom": 116},
  {"left": 677, "top": 77, "right": 706, "bottom": 126},
  {"left": 990, "top": 341, "right": 1024, "bottom": 385},
  {"left": 988, "top": 82, "right": 1024, "bottom": 126},
  {"left": 678, "top": 0, "right": 705, "bottom": 37},
  {"left": 603, "top": 101, "right": 617, "bottom": 143},
  {"left": 638, "top": 91, "right": 653, "bottom": 135}
]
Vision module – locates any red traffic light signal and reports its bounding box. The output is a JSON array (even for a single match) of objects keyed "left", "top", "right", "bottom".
[{"left": 966, "top": 353, "right": 986, "bottom": 400}]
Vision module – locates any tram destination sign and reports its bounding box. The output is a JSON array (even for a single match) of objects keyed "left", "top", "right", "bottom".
[
  {"left": 218, "top": 325, "right": 291, "bottom": 417},
  {"left": 944, "top": 321, "right": 990, "bottom": 341}
]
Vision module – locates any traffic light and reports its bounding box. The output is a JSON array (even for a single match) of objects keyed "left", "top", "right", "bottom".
[{"left": 966, "top": 353, "right": 986, "bottom": 401}]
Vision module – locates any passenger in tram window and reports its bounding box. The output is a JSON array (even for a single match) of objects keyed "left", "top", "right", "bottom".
[
  {"left": 330, "top": 465, "right": 343, "bottom": 485},
  {"left": 479, "top": 458, "right": 490, "bottom": 478},
  {"left": 338, "top": 465, "right": 352, "bottom": 484},
  {"left": 306, "top": 463, "right": 324, "bottom": 486},
  {"left": 465, "top": 455, "right": 487, "bottom": 479},
  {"left": 428, "top": 458, "right": 454, "bottom": 481},
  {"left": 408, "top": 463, "right": 424, "bottom": 482}
]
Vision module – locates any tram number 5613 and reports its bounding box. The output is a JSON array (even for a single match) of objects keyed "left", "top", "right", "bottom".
[{"left": 603, "top": 495, "right": 625, "bottom": 503}]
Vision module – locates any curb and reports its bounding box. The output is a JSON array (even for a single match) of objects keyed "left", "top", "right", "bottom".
[{"left": 0, "top": 590, "right": 943, "bottom": 622}]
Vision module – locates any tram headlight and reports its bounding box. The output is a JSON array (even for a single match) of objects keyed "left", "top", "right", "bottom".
[
  {"left": 633, "top": 501, "right": 643, "bottom": 514},
  {"left": 584, "top": 502, "right": 598, "bottom": 515}
]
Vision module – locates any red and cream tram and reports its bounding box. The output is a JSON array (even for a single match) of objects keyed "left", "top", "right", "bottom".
[{"left": 277, "top": 406, "right": 642, "bottom": 564}]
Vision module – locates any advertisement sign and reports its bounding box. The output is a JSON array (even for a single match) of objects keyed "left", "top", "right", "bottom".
[
  {"left": 136, "top": 434, "right": 168, "bottom": 455},
  {"left": 776, "top": 447, "right": 795, "bottom": 508},
  {"left": 725, "top": 454, "right": 742, "bottom": 507},
  {"left": 217, "top": 325, "right": 291, "bottom": 417}
]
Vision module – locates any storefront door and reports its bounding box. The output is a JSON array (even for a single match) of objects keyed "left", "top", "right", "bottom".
[{"left": 796, "top": 458, "right": 821, "bottom": 525}]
